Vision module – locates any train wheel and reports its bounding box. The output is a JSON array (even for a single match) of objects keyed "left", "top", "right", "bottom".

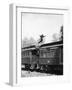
[
  {"left": 40, "top": 65, "right": 44, "bottom": 73},
  {"left": 21, "top": 64, "right": 25, "bottom": 70},
  {"left": 36, "top": 64, "right": 40, "bottom": 72},
  {"left": 30, "top": 64, "right": 35, "bottom": 71}
]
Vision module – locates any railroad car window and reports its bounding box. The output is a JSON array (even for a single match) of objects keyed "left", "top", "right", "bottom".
[
  {"left": 25, "top": 51, "right": 26, "bottom": 56},
  {"left": 26, "top": 51, "right": 27, "bottom": 56},
  {"left": 27, "top": 51, "right": 28, "bottom": 56},
  {"left": 26, "top": 51, "right": 28, "bottom": 56}
]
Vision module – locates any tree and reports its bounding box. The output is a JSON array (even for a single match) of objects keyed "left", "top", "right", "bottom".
[
  {"left": 52, "top": 26, "right": 63, "bottom": 42},
  {"left": 22, "top": 37, "right": 37, "bottom": 48},
  {"left": 59, "top": 26, "right": 63, "bottom": 41},
  {"left": 52, "top": 33, "right": 59, "bottom": 42}
]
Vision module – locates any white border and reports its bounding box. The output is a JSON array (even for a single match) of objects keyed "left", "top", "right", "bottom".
[{"left": 9, "top": 4, "right": 70, "bottom": 86}]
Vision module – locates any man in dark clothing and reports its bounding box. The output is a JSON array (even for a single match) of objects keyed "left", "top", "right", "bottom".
[{"left": 38, "top": 34, "right": 45, "bottom": 44}]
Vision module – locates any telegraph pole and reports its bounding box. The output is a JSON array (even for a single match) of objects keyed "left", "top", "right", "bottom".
[{"left": 36, "top": 34, "right": 45, "bottom": 70}]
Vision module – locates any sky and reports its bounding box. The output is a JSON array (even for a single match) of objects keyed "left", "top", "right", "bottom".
[{"left": 22, "top": 13, "right": 63, "bottom": 43}]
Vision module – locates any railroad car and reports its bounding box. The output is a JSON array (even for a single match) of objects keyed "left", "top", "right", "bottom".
[{"left": 21, "top": 41, "right": 63, "bottom": 75}]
